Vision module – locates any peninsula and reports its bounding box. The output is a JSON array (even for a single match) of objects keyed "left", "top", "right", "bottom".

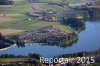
[{"left": 13, "top": 26, "right": 78, "bottom": 46}]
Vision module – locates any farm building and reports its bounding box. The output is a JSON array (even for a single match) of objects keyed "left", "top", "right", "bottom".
[{"left": 0, "top": 0, "right": 13, "bottom": 5}]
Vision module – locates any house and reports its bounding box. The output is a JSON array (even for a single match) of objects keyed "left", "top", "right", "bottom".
[{"left": 52, "top": 17, "right": 59, "bottom": 22}]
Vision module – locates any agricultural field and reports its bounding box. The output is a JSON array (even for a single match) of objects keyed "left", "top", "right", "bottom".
[
  {"left": 0, "top": 29, "right": 26, "bottom": 35},
  {"left": 0, "top": 0, "right": 74, "bottom": 36},
  {"left": 0, "top": 58, "right": 27, "bottom": 64}
]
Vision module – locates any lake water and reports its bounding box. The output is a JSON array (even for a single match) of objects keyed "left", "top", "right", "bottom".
[{"left": 0, "top": 20, "right": 100, "bottom": 58}]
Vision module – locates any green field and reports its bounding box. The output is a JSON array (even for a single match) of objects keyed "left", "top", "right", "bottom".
[
  {"left": 0, "top": 0, "right": 31, "bottom": 14},
  {"left": 0, "top": 58, "right": 26, "bottom": 63},
  {"left": 0, "top": 0, "right": 75, "bottom": 36}
]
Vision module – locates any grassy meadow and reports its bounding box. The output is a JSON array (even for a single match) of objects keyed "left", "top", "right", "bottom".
[{"left": 0, "top": 58, "right": 27, "bottom": 64}]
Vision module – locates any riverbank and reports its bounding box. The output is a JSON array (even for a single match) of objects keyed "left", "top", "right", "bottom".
[
  {"left": 0, "top": 50, "right": 99, "bottom": 66},
  {"left": 0, "top": 33, "right": 15, "bottom": 49},
  {"left": 54, "top": 50, "right": 100, "bottom": 66},
  {"left": 0, "top": 44, "right": 16, "bottom": 51}
]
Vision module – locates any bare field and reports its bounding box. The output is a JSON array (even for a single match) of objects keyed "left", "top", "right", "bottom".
[
  {"left": 0, "top": 14, "right": 22, "bottom": 17},
  {"left": 0, "top": 13, "right": 23, "bottom": 23},
  {"left": 0, "top": 28, "right": 26, "bottom": 35},
  {"left": 0, "top": 5, "right": 12, "bottom": 8},
  {"left": 0, "top": 17, "right": 15, "bottom": 23}
]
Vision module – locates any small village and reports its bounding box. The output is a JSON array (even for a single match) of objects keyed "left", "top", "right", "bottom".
[
  {"left": 18, "top": 26, "right": 77, "bottom": 46},
  {"left": 27, "top": 0, "right": 99, "bottom": 22}
]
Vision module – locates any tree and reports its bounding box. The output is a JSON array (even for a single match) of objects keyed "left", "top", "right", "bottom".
[
  {"left": 63, "top": 18, "right": 85, "bottom": 31},
  {"left": 0, "top": 32, "right": 3, "bottom": 39},
  {"left": 0, "top": 0, "right": 13, "bottom": 5}
]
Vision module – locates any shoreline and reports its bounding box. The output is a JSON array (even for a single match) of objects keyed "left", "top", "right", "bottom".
[{"left": 0, "top": 44, "right": 16, "bottom": 51}]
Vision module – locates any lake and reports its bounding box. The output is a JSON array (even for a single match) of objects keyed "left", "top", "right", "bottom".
[{"left": 0, "top": 20, "right": 100, "bottom": 58}]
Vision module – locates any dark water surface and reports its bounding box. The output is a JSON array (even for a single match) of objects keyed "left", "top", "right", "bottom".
[{"left": 0, "top": 20, "right": 100, "bottom": 57}]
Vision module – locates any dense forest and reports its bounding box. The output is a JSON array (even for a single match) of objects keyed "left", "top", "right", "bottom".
[{"left": 62, "top": 18, "right": 85, "bottom": 31}]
